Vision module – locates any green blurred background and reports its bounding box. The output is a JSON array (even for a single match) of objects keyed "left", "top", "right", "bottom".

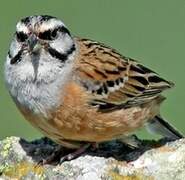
[{"left": 0, "top": 0, "right": 185, "bottom": 141}]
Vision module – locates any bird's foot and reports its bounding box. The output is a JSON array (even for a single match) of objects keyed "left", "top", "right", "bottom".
[
  {"left": 59, "top": 143, "right": 91, "bottom": 163},
  {"left": 38, "top": 143, "right": 92, "bottom": 165}
]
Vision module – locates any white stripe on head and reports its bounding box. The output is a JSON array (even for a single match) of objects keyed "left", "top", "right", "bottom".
[
  {"left": 39, "top": 18, "right": 66, "bottom": 32},
  {"left": 16, "top": 15, "right": 67, "bottom": 34},
  {"left": 16, "top": 21, "right": 29, "bottom": 33}
]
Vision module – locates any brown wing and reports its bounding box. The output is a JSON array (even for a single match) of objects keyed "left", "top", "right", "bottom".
[{"left": 74, "top": 38, "right": 174, "bottom": 110}]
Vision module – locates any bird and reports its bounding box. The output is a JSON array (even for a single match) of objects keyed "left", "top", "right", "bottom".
[{"left": 4, "top": 15, "right": 183, "bottom": 162}]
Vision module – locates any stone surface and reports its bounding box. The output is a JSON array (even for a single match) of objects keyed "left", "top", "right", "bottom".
[{"left": 0, "top": 136, "right": 185, "bottom": 180}]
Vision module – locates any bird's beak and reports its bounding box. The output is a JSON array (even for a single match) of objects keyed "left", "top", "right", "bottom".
[{"left": 27, "top": 34, "right": 41, "bottom": 53}]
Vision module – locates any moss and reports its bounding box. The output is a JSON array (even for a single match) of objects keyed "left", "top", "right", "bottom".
[{"left": 2, "top": 162, "right": 46, "bottom": 179}]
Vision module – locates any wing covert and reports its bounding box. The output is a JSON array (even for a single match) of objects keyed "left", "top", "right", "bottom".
[{"left": 75, "top": 38, "right": 174, "bottom": 110}]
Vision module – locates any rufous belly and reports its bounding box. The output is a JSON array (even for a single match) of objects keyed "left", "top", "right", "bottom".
[{"left": 16, "top": 82, "right": 161, "bottom": 148}]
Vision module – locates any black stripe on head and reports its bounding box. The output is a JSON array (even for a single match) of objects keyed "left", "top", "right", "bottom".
[
  {"left": 40, "top": 15, "right": 56, "bottom": 21},
  {"left": 38, "top": 26, "right": 71, "bottom": 41},
  {"left": 48, "top": 44, "right": 76, "bottom": 62},
  {"left": 21, "top": 16, "right": 31, "bottom": 25},
  {"left": 21, "top": 15, "right": 56, "bottom": 26},
  {"left": 10, "top": 49, "right": 23, "bottom": 64},
  {"left": 58, "top": 26, "right": 71, "bottom": 36}
]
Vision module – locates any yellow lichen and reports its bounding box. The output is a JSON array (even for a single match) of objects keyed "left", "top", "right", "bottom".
[
  {"left": 109, "top": 171, "right": 140, "bottom": 180},
  {"left": 0, "top": 162, "right": 12, "bottom": 175},
  {"left": 3, "top": 162, "right": 45, "bottom": 179},
  {"left": 0, "top": 137, "right": 13, "bottom": 158},
  {"left": 109, "top": 171, "right": 154, "bottom": 180},
  {"left": 156, "top": 146, "right": 175, "bottom": 153}
]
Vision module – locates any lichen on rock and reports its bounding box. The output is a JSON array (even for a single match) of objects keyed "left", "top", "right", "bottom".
[{"left": 0, "top": 136, "right": 185, "bottom": 179}]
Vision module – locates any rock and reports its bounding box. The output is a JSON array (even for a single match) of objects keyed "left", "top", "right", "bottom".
[{"left": 0, "top": 136, "right": 185, "bottom": 180}]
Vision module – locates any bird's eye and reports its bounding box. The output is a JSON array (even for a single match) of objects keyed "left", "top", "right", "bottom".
[
  {"left": 38, "top": 29, "right": 58, "bottom": 40},
  {"left": 16, "top": 31, "right": 28, "bottom": 42}
]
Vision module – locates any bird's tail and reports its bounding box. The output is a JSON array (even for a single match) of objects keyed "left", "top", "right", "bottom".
[{"left": 146, "top": 115, "right": 184, "bottom": 140}]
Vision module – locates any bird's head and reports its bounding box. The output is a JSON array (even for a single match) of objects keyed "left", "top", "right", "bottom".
[{"left": 5, "top": 15, "right": 76, "bottom": 84}]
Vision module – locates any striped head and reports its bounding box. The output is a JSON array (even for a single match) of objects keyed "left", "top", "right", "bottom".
[
  {"left": 5, "top": 15, "right": 76, "bottom": 82},
  {"left": 5, "top": 15, "right": 76, "bottom": 113}
]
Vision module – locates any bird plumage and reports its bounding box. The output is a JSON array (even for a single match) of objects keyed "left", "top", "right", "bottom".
[
  {"left": 75, "top": 38, "right": 173, "bottom": 110},
  {"left": 4, "top": 15, "right": 183, "bottom": 150}
]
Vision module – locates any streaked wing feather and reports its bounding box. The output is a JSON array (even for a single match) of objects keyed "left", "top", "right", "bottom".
[{"left": 75, "top": 38, "right": 174, "bottom": 110}]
